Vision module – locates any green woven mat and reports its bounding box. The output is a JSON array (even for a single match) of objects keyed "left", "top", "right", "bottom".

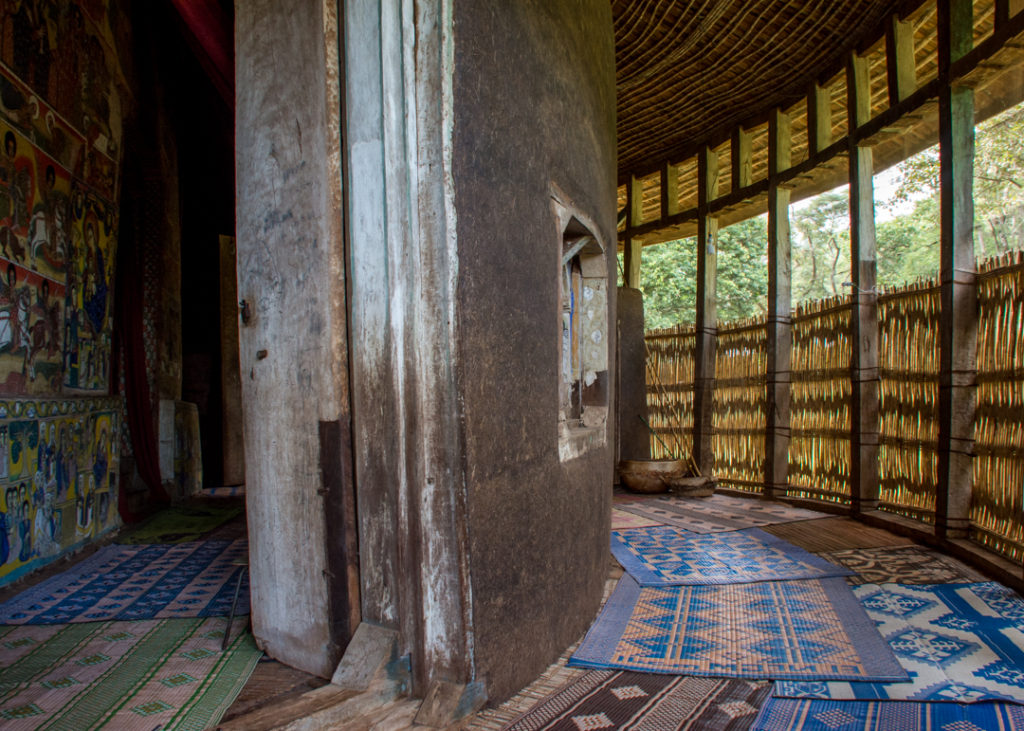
[
  {"left": 0, "top": 616, "right": 261, "bottom": 730},
  {"left": 119, "top": 504, "right": 243, "bottom": 544}
]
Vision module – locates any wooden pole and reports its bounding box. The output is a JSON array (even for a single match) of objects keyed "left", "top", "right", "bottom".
[
  {"left": 765, "top": 109, "right": 792, "bottom": 499},
  {"left": 693, "top": 146, "right": 719, "bottom": 475},
  {"left": 847, "top": 52, "right": 880, "bottom": 512},
  {"left": 732, "top": 126, "right": 752, "bottom": 192},
  {"left": 848, "top": 49, "right": 880, "bottom": 514},
  {"left": 886, "top": 16, "right": 918, "bottom": 106},
  {"left": 807, "top": 82, "right": 832, "bottom": 157},
  {"left": 625, "top": 175, "right": 643, "bottom": 288},
  {"left": 936, "top": 0, "right": 977, "bottom": 539},
  {"left": 662, "top": 162, "right": 679, "bottom": 220}
]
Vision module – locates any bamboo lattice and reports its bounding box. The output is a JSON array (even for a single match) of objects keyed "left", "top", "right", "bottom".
[
  {"left": 644, "top": 324, "right": 696, "bottom": 460},
  {"left": 879, "top": 279, "right": 940, "bottom": 523},
  {"left": 972, "top": 252, "right": 1024, "bottom": 562},
  {"left": 712, "top": 316, "right": 768, "bottom": 492},
  {"left": 788, "top": 296, "right": 853, "bottom": 504}
]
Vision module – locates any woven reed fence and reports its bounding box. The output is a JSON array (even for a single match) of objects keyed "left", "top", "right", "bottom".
[
  {"left": 787, "top": 296, "right": 853, "bottom": 504},
  {"left": 712, "top": 316, "right": 768, "bottom": 492},
  {"left": 644, "top": 324, "right": 696, "bottom": 460},
  {"left": 878, "top": 279, "right": 940, "bottom": 523},
  {"left": 973, "top": 252, "right": 1024, "bottom": 562}
]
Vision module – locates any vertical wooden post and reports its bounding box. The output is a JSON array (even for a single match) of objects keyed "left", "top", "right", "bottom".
[
  {"left": 886, "top": 16, "right": 918, "bottom": 106},
  {"left": 219, "top": 235, "right": 246, "bottom": 486},
  {"left": 936, "top": 0, "right": 977, "bottom": 539},
  {"left": 662, "top": 162, "right": 679, "bottom": 220},
  {"left": 732, "top": 127, "right": 752, "bottom": 192},
  {"left": 693, "top": 146, "right": 719, "bottom": 476},
  {"left": 848, "top": 53, "right": 871, "bottom": 129},
  {"left": 847, "top": 48, "right": 881, "bottom": 514},
  {"left": 765, "top": 110, "right": 792, "bottom": 499},
  {"left": 769, "top": 109, "right": 791, "bottom": 177},
  {"left": 625, "top": 175, "right": 643, "bottom": 288},
  {"left": 807, "top": 82, "right": 832, "bottom": 157}
]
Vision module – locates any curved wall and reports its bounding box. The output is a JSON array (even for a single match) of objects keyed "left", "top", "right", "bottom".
[{"left": 452, "top": 0, "right": 617, "bottom": 702}]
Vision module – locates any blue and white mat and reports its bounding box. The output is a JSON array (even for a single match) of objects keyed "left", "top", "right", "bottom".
[
  {"left": 611, "top": 526, "right": 852, "bottom": 586},
  {"left": 775, "top": 582, "right": 1024, "bottom": 703}
]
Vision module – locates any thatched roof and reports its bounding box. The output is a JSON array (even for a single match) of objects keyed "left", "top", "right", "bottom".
[{"left": 613, "top": 0, "right": 901, "bottom": 180}]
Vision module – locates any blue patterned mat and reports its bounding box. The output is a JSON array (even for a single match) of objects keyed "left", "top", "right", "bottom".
[
  {"left": 752, "top": 698, "right": 1024, "bottom": 730},
  {"left": 569, "top": 575, "right": 907, "bottom": 681},
  {"left": 775, "top": 582, "right": 1024, "bottom": 704},
  {"left": 0, "top": 540, "right": 249, "bottom": 624},
  {"left": 611, "top": 526, "right": 853, "bottom": 586}
]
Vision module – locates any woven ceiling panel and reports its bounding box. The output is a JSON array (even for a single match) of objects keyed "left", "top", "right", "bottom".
[{"left": 614, "top": 0, "right": 896, "bottom": 176}]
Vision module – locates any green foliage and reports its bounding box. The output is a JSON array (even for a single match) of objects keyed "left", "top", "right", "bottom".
[
  {"left": 635, "top": 101, "right": 1024, "bottom": 329},
  {"left": 638, "top": 238, "right": 697, "bottom": 330},
  {"left": 791, "top": 191, "right": 850, "bottom": 304}
]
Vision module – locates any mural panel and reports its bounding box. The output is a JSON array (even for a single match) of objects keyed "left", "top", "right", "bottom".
[
  {"left": 0, "top": 0, "right": 124, "bottom": 397},
  {"left": 0, "top": 396, "right": 120, "bottom": 585}
]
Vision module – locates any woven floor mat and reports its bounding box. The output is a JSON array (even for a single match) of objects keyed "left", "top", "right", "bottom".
[
  {"left": 0, "top": 616, "right": 260, "bottom": 730},
  {"left": 611, "top": 526, "right": 851, "bottom": 586},
  {"left": 616, "top": 494, "right": 828, "bottom": 534},
  {"left": 569, "top": 575, "right": 906, "bottom": 681},
  {"left": 752, "top": 698, "right": 1024, "bottom": 730},
  {"left": 775, "top": 581, "right": 1024, "bottom": 703},
  {"left": 0, "top": 540, "right": 249, "bottom": 624},
  {"left": 504, "top": 670, "right": 770, "bottom": 730},
  {"left": 821, "top": 545, "right": 987, "bottom": 585},
  {"left": 118, "top": 505, "right": 243, "bottom": 544}
]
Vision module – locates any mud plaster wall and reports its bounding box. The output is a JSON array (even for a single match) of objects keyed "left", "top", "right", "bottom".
[
  {"left": 452, "top": 0, "right": 617, "bottom": 702},
  {"left": 0, "top": 2, "right": 129, "bottom": 585}
]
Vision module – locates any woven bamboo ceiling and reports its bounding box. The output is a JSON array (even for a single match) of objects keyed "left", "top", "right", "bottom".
[{"left": 613, "top": 0, "right": 898, "bottom": 180}]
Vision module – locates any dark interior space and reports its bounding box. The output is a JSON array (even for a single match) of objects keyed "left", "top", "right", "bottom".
[{"left": 162, "top": 2, "right": 235, "bottom": 488}]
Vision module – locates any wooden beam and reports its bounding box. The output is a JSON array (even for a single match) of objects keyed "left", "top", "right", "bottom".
[
  {"left": 693, "top": 146, "right": 718, "bottom": 476},
  {"left": 624, "top": 236, "right": 642, "bottom": 289},
  {"left": 628, "top": 174, "right": 643, "bottom": 228},
  {"left": 848, "top": 145, "right": 880, "bottom": 514},
  {"left": 847, "top": 52, "right": 871, "bottom": 130},
  {"left": 936, "top": 0, "right": 977, "bottom": 539},
  {"left": 886, "top": 16, "right": 917, "bottom": 105},
  {"left": 996, "top": 0, "right": 1010, "bottom": 25},
  {"left": 662, "top": 162, "right": 679, "bottom": 219},
  {"left": 731, "top": 126, "right": 752, "bottom": 192},
  {"left": 769, "top": 109, "right": 791, "bottom": 177},
  {"left": 939, "top": 0, "right": 974, "bottom": 71},
  {"left": 765, "top": 184, "right": 791, "bottom": 500},
  {"left": 807, "top": 82, "right": 832, "bottom": 156}
]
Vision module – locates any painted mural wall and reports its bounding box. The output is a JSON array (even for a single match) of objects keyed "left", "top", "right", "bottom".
[
  {"left": 0, "top": 397, "right": 120, "bottom": 582},
  {"left": 0, "top": 2, "right": 128, "bottom": 585}
]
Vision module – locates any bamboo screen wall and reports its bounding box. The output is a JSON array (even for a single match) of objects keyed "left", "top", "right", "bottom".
[
  {"left": 645, "top": 325, "right": 696, "bottom": 460},
  {"left": 643, "top": 253, "right": 1024, "bottom": 564},
  {"left": 878, "top": 281, "right": 940, "bottom": 523},
  {"left": 973, "top": 252, "right": 1024, "bottom": 562},
  {"left": 712, "top": 317, "right": 767, "bottom": 492},
  {"left": 788, "top": 297, "right": 853, "bottom": 504}
]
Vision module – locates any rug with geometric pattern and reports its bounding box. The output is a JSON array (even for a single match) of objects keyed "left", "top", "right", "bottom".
[
  {"left": 616, "top": 494, "right": 828, "bottom": 534},
  {"left": 504, "top": 670, "right": 770, "bottom": 730},
  {"left": 612, "top": 509, "right": 663, "bottom": 531},
  {"left": 569, "top": 575, "right": 907, "bottom": 681},
  {"left": 0, "top": 540, "right": 249, "bottom": 624},
  {"left": 611, "top": 527, "right": 852, "bottom": 586},
  {"left": 774, "top": 582, "right": 1024, "bottom": 703},
  {"left": 751, "top": 698, "right": 1024, "bottom": 731},
  {"left": 820, "top": 546, "right": 988, "bottom": 585},
  {"left": 0, "top": 616, "right": 260, "bottom": 730}
]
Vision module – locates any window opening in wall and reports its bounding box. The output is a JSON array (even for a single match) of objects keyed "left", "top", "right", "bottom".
[{"left": 559, "top": 218, "right": 608, "bottom": 437}]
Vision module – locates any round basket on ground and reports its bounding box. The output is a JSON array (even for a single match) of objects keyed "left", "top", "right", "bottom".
[{"left": 618, "top": 458, "right": 685, "bottom": 494}]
